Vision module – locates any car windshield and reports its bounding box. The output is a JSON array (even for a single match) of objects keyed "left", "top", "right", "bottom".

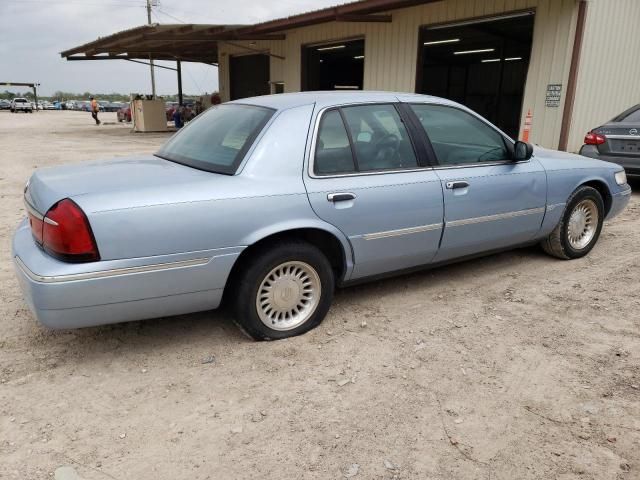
[
  {"left": 155, "top": 104, "right": 274, "bottom": 174},
  {"left": 15, "top": 99, "right": 27, "bottom": 103}
]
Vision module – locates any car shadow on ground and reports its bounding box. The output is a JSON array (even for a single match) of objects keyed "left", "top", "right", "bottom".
[{"left": 29, "top": 244, "right": 550, "bottom": 359}]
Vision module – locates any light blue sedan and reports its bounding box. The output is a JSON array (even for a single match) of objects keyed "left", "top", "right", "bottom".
[{"left": 13, "top": 92, "right": 631, "bottom": 339}]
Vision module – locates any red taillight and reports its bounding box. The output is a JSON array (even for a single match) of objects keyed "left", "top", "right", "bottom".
[
  {"left": 584, "top": 132, "right": 606, "bottom": 145},
  {"left": 42, "top": 199, "right": 100, "bottom": 262}
]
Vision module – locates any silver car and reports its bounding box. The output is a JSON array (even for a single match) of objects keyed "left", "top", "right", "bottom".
[{"left": 13, "top": 92, "right": 631, "bottom": 339}]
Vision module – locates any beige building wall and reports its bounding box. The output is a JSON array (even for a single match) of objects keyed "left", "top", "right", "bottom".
[
  {"left": 218, "top": 0, "right": 581, "bottom": 150},
  {"left": 568, "top": 0, "right": 640, "bottom": 152}
]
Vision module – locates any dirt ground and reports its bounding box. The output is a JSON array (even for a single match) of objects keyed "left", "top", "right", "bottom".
[{"left": 0, "top": 110, "right": 639, "bottom": 480}]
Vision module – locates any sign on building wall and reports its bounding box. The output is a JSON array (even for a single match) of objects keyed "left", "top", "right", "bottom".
[{"left": 545, "top": 84, "right": 562, "bottom": 107}]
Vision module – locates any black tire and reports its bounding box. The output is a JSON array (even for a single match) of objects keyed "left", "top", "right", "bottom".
[
  {"left": 232, "top": 241, "right": 335, "bottom": 340},
  {"left": 541, "top": 185, "right": 604, "bottom": 259}
]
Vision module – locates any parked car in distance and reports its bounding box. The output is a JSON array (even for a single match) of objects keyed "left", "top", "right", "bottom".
[
  {"left": 580, "top": 104, "right": 640, "bottom": 178},
  {"left": 117, "top": 104, "right": 132, "bottom": 122},
  {"left": 13, "top": 92, "right": 631, "bottom": 339},
  {"left": 104, "top": 102, "right": 125, "bottom": 112},
  {"left": 0, "top": 99, "right": 11, "bottom": 110},
  {"left": 10, "top": 98, "right": 33, "bottom": 113}
]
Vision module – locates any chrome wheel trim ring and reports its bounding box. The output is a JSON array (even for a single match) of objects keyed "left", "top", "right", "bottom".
[
  {"left": 256, "top": 261, "right": 322, "bottom": 331},
  {"left": 567, "top": 199, "right": 598, "bottom": 250}
]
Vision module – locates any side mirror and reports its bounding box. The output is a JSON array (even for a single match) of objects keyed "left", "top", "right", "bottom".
[{"left": 513, "top": 141, "right": 533, "bottom": 161}]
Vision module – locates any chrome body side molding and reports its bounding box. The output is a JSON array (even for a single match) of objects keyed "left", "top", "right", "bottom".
[
  {"left": 362, "top": 223, "right": 443, "bottom": 240},
  {"left": 14, "top": 256, "right": 210, "bottom": 284},
  {"left": 446, "top": 207, "right": 546, "bottom": 227}
]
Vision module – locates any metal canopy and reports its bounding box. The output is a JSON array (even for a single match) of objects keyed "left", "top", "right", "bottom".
[
  {"left": 60, "top": 23, "right": 282, "bottom": 64},
  {"left": 60, "top": 0, "right": 441, "bottom": 65}
]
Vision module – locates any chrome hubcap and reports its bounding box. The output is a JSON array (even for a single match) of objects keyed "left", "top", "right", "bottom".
[
  {"left": 256, "top": 261, "right": 321, "bottom": 331},
  {"left": 567, "top": 199, "right": 598, "bottom": 250}
]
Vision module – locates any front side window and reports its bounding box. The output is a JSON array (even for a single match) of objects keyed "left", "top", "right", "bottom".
[
  {"left": 410, "top": 104, "right": 510, "bottom": 165},
  {"left": 314, "top": 104, "right": 418, "bottom": 175},
  {"left": 156, "top": 104, "right": 274, "bottom": 174}
]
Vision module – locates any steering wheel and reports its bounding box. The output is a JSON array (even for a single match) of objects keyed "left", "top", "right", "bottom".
[{"left": 374, "top": 133, "right": 401, "bottom": 150}]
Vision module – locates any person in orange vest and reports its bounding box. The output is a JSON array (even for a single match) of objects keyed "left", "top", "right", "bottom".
[{"left": 90, "top": 96, "right": 101, "bottom": 125}]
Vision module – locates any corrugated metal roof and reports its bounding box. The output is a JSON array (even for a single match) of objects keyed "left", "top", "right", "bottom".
[{"left": 60, "top": 0, "right": 439, "bottom": 63}]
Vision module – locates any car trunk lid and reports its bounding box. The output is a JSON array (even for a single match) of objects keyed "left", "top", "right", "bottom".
[
  {"left": 25, "top": 155, "right": 216, "bottom": 215},
  {"left": 593, "top": 123, "right": 640, "bottom": 156}
]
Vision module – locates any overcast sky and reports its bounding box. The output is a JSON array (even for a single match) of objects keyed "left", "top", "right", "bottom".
[{"left": 1, "top": 0, "right": 341, "bottom": 97}]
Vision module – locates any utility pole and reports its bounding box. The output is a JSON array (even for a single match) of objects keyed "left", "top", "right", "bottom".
[{"left": 146, "top": 0, "right": 156, "bottom": 97}]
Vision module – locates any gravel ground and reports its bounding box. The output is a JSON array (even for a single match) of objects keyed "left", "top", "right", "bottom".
[{"left": 1, "top": 110, "right": 639, "bottom": 480}]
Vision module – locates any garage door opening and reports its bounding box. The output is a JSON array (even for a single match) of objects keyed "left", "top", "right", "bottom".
[
  {"left": 302, "top": 39, "right": 364, "bottom": 91},
  {"left": 416, "top": 12, "right": 534, "bottom": 139},
  {"left": 230, "top": 54, "right": 270, "bottom": 100}
]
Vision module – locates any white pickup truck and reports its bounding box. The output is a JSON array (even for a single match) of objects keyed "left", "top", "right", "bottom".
[{"left": 10, "top": 98, "right": 33, "bottom": 113}]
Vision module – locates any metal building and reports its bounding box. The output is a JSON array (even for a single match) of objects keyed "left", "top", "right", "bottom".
[{"left": 62, "top": 0, "right": 640, "bottom": 152}]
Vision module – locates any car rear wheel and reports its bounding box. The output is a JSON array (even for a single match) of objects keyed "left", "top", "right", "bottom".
[
  {"left": 541, "top": 185, "right": 604, "bottom": 259},
  {"left": 232, "top": 242, "right": 334, "bottom": 340}
]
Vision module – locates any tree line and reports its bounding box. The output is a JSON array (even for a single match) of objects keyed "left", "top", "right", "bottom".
[{"left": 0, "top": 90, "right": 207, "bottom": 102}]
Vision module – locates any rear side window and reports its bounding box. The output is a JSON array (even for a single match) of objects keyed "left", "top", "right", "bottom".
[
  {"left": 315, "top": 110, "right": 356, "bottom": 175},
  {"left": 410, "top": 104, "right": 510, "bottom": 165},
  {"left": 314, "top": 104, "right": 418, "bottom": 175},
  {"left": 156, "top": 104, "right": 274, "bottom": 175}
]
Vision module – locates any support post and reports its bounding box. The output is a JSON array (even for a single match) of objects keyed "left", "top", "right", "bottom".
[
  {"left": 146, "top": 0, "right": 156, "bottom": 97},
  {"left": 177, "top": 60, "right": 183, "bottom": 106},
  {"left": 33, "top": 84, "right": 38, "bottom": 112},
  {"left": 558, "top": 0, "right": 588, "bottom": 151}
]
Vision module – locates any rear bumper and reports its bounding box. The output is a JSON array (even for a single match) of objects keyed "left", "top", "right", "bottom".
[
  {"left": 12, "top": 218, "right": 242, "bottom": 329},
  {"left": 579, "top": 145, "right": 640, "bottom": 176}
]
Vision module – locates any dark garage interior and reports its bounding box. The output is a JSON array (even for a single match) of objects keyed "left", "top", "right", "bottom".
[
  {"left": 230, "top": 54, "right": 270, "bottom": 100},
  {"left": 303, "top": 39, "right": 365, "bottom": 91},
  {"left": 417, "top": 13, "right": 535, "bottom": 139}
]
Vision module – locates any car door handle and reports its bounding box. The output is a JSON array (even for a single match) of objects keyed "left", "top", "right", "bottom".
[
  {"left": 445, "top": 181, "right": 470, "bottom": 190},
  {"left": 327, "top": 192, "right": 356, "bottom": 202}
]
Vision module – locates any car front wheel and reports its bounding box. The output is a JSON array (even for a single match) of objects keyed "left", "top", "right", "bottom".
[
  {"left": 541, "top": 185, "right": 604, "bottom": 259},
  {"left": 232, "top": 241, "right": 335, "bottom": 340}
]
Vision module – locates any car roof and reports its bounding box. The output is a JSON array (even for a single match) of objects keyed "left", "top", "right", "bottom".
[{"left": 229, "top": 91, "right": 459, "bottom": 111}]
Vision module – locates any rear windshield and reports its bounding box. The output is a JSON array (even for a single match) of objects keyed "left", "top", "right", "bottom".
[
  {"left": 14, "top": 99, "right": 27, "bottom": 103},
  {"left": 155, "top": 104, "right": 274, "bottom": 174},
  {"left": 613, "top": 104, "right": 640, "bottom": 123}
]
